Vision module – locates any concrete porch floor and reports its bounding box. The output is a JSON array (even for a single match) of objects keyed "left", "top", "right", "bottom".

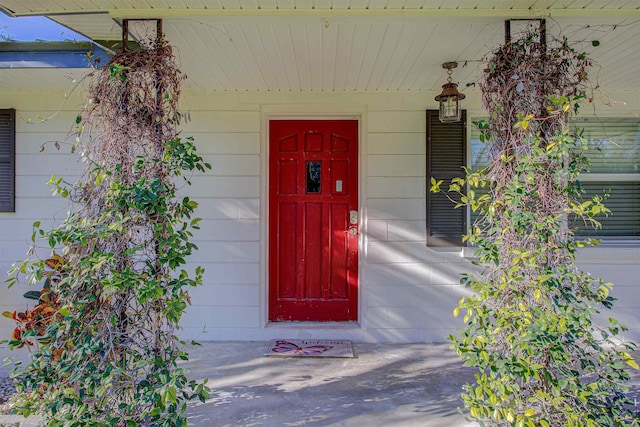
[
  {"left": 1, "top": 342, "right": 638, "bottom": 426},
  {"left": 182, "top": 341, "right": 640, "bottom": 427},
  {"left": 181, "top": 342, "right": 478, "bottom": 427}
]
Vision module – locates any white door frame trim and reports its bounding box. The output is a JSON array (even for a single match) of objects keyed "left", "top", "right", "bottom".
[{"left": 259, "top": 104, "right": 369, "bottom": 329}]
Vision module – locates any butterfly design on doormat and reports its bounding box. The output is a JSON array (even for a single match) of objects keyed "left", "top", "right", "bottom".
[{"left": 271, "top": 340, "right": 334, "bottom": 356}]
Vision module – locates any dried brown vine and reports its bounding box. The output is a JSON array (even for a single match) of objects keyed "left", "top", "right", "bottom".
[
  {"left": 448, "top": 23, "right": 638, "bottom": 427},
  {"left": 478, "top": 26, "right": 594, "bottom": 283},
  {"left": 7, "top": 36, "right": 210, "bottom": 426}
]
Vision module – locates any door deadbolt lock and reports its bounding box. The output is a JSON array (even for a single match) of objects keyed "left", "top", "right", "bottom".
[
  {"left": 349, "top": 228, "right": 358, "bottom": 236},
  {"left": 349, "top": 210, "right": 358, "bottom": 225}
]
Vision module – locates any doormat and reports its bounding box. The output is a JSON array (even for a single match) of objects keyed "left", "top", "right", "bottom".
[{"left": 265, "top": 339, "right": 355, "bottom": 358}]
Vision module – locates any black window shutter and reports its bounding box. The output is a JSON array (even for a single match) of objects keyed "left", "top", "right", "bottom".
[
  {"left": 0, "top": 109, "right": 16, "bottom": 213},
  {"left": 426, "top": 110, "right": 466, "bottom": 246}
]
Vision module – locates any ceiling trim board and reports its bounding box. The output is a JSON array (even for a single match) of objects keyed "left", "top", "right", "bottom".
[{"left": 6, "top": 8, "right": 640, "bottom": 19}]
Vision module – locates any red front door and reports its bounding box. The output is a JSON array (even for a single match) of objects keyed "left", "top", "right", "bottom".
[{"left": 269, "top": 120, "right": 358, "bottom": 322}]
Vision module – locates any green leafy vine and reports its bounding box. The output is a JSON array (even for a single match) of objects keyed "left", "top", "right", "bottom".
[
  {"left": 434, "top": 26, "right": 639, "bottom": 427},
  {"left": 4, "top": 39, "right": 211, "bottom": 426}
]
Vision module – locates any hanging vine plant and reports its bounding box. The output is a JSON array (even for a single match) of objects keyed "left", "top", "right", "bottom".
[
  {"left": 433, "top": 23, "right": 639, "bottom": 427},
  {"left": 5, "top": 34, "right": 210, "bottom": 426}
]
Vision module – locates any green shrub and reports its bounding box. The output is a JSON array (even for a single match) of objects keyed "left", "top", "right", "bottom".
[
  {"left": 434, "top": 27, "right": 639, "bottom": 427},
  {"left": 5, "top": 40, "right": 210, "bottom": 426}
]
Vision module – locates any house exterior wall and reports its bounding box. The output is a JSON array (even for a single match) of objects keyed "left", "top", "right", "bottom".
[{"left": 1, "top": 90, "right": 638, "bottom": 366}]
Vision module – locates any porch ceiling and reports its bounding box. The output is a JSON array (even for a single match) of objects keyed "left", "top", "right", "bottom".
[{"left": 0, "top": 1, "right": 638, "bottom": 94}]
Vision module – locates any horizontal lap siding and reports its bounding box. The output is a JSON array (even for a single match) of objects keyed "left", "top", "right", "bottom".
[
  {"left": 0, "top": 96, "right": 265, "bottom": 354},
  {"left": 364, "top": 105, "right": 639, "bottom": 342},
  {"left": 577, "top": 255, "right": 640, "bottom": 340},
  {"left": 366, "top": 106, "right": 474, "bottom": 341},
  {"left": 0, "top": 91, "right": 638, "bottom": 355},
  {"left": 178, "top": 110, "right": 263, "bottom": 334},
  {"left": 0, "top": 107, "right": 83, "bottom": 322}
]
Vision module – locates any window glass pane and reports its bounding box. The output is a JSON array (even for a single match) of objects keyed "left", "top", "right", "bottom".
[
  {"left": 469, "top": 119, "right": 489, "bottom": 226},
  {"left": 306, "top": 161, "right": 321, "bottom": 193},
  {"left": 470, "top": 119, "right": 490, "bottom": 171},
  {"left": 471, "top": 117, "right": 640, "bottom": 174},
  {"left": 575, "top": 118, "right": 640, "bottom": 174},
  {"left": 470, "top": 116, "right": 640, "bottom": 239},
  {"left": 570, "top": 181, "right": 640, "bottom": 238}
]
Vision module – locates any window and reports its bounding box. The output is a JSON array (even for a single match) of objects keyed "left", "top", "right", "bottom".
[
  {"left": 470, "top": 117, "right": 640, "bottom": 240},
  {"left": 571, "top": 118, "right": 640, "bottom": 239},
  {"left": 426, "top": 110, "right": 467, "bottom": 247},
  {"left": 0, "top": 109, "right": 15, "bottom": 213}
]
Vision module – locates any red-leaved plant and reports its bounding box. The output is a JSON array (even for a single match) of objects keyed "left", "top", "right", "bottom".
[{"left": 3, "top": 254, "right": 65, "bottom": 353}]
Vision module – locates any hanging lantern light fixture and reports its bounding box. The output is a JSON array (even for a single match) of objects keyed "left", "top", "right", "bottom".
[{"left": 435, "top": 61, "right": 465, "bottom": 123}]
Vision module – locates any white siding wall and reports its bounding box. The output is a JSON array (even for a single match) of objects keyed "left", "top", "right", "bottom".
[
  {"left": 0, "top": 90, "right": 638, "bottom": 368},
  {"left": 176, "top": 98, "right": 263, "bottom": 341},
  {"left": 0, "top": 95, "right": 85, "bottom": 367}
]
